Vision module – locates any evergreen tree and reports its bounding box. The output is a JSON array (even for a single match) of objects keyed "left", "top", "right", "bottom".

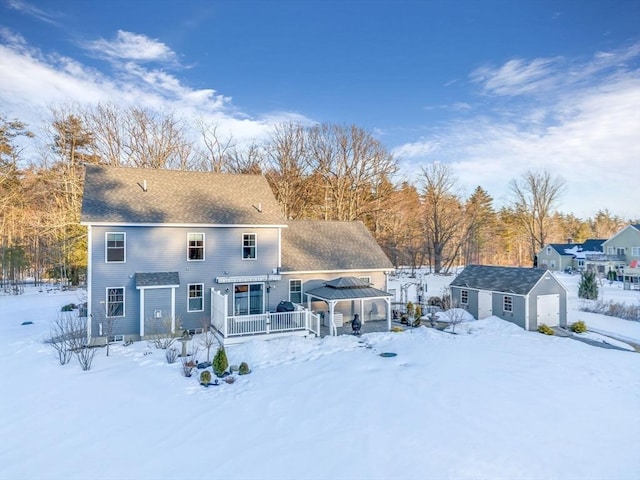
[{"left": 578, "top": 270, "right": 598, "bottom": 300}]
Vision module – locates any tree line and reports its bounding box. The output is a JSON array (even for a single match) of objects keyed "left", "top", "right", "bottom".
[{"left": 0, "top": 106, "right": 635, "bottom": 286}]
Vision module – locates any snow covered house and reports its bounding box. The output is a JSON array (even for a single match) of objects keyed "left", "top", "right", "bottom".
[
  {"left": 449, "top": 265, "right": 568, "bottom": 331},
  {"left": 536, "top": 239, "right": 605, "bottom": 273},
  {"left": 80, "top": 165, "right": 394, "bottom": 345}
]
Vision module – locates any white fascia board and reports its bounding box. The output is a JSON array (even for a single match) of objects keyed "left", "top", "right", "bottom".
[
  {"left": 136, "top": 284, "right": 180, "bottom": 290},
  {"left": 279, "top": 268, "right": 394, "bottom": 275},
  {"left": 81, "top": 222, "right": 289, "bottom": 228}
]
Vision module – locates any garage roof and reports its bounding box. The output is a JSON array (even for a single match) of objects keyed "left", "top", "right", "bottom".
[{"left": 450, "top": 265, "right": 553, "bottom": 295}]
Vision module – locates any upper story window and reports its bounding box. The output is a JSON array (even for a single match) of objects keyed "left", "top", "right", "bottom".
[
  {"left": 289, "top": 279, "right": 302, "bottom": 304},
  {"left": 242, "top": 233, "right": 256, "bottom": 260},
  {"left": 503, "top": 295, "right": 513, "bottom": 313},
  {"left": 106, "top": 232, "right": 125, "bottom": 263},
  {"left": 188, "top": 233, "right": 205, "bottom": 261},
  {"left": 607, "top": 246, "right": 614, "bottom": 255},
  {"left": 359, "top": 276, "right": 371, "bottom": 285},
  {"left": 632, "top": 247, "right": 640, "bottom": 256},
  {"left": 550, "top": 260, "right": 556, "bottom": 268},
  {"left": 188, "top": 283, "right": 204, "bottom": 312},
  {"left": 106, "top": 287, "right": 125, "bottom": 317},
  {"left": 460, "top": 289, "right": 468, "bottom": 305},
  {"left": 546, "top": 246, "right": 551, "bottom": 255}
]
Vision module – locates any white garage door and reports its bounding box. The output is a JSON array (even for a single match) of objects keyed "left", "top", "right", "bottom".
[{"left": 537, "top": 294, "right": 560, "bottom": 327}]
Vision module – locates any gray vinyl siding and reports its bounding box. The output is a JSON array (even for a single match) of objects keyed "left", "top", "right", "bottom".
[
  {"left": 528, "top": 276, "right": 568, "bottom": 329},
  {"left": 451, "top": 278, "right": 567, "bottom": 331},
  {"left": 89, "top": 225, "right": 281, "bottom": 337}
]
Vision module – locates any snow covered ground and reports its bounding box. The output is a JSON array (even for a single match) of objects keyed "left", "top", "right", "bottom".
[{"left": 1, "top": 272, "right": 639, "bottom": 480}]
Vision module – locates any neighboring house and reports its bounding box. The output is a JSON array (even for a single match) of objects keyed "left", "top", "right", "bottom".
[
  {"left": 536, "top": 243, "right": 576, "bottom": 272},
  {"left": 536, "top": 239, "right": 605, "bottom": 273},
  {"left": 449, "top": 265, "right": 568, "bottom": 331},
  {"left": 80, "top": 165, "right": 394, "bottom": 346},
  {"left": 599, "top": 224, "right": 640, "bottom": 289}
]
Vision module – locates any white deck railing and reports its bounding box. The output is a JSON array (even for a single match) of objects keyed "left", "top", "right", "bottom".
[
  {"left": 226, "top": 310, "right": 312, "bottom": 337},
  {"left": 210, "top": 288, "right": 320, "bottom": 342}
]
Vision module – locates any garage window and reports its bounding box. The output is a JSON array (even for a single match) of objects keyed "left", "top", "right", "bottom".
[{"left": 503, "top": 295, "right": 513, "bottom": 312}]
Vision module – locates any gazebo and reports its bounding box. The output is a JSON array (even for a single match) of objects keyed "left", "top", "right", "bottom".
[{"left": 305, "top": 277, "right": 393, "bottom": 335}]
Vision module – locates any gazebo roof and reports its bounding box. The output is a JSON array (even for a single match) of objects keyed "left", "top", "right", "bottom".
[{"left": 305, "top": 276, "right": 392, "bottom": 302}]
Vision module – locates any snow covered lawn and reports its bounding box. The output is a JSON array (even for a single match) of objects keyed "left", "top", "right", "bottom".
[{"left": 1, "top": 281, "right": 639, "bottom": 480}]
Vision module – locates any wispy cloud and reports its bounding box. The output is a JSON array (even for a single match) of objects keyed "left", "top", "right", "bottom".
[
  {"left": 394, "top": 42, "right": 640, "bottom": 218},
  {"left": 85, "top": 30, "right": 178, "bottom": 64},
  {"left": 471, "top": 57, "right": 563, "bottom": 96},
  {"left": 0, "top": 27, "right": 312, "bottom": 146},
  {"left": 6, "top": 0, "right": 61, "bottom": 26}
]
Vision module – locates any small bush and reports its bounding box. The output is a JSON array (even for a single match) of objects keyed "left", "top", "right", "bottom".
[
  {"left": 212, "top": 346, "right": 229, "bottom": 377},
  {"left": 537, "top": 323, "right": 555, "bottom": 335},
  {"left": 165, "top": 347, "right": 178, "bottom": 364},
  {"left": 570, "top": 321, "right": 588, "bottom": 333},
  {"left": 200, "top": 370, "right": 212, "bottom": 385},
  {"left": 61, "top": 303, "right": 77, "bottom": 312},
  {"left": 238, "top": 362, "right": 250, "bottom": 375}
]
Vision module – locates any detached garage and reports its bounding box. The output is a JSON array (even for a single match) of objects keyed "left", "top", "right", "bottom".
[{"left": 450, "top": 265, "right": 568, "bottom": 331}]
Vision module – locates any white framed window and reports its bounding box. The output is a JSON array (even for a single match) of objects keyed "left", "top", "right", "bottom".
[
  {"left": 234, "top": 283, "right": 263, "bottom": 315},
  {"left": 607, "top": 247, "right": 614, "bottom": 254},
  {"left": 503, "top": 295, "right": 513, "bottom": 313},
  {"left": 632, "top": 247, "right": 640, "bottom": 256},
  {"left": 460, "top": 289, "right": 468, "bottom": 305},
  {"left": 546, "top": 246, "right": 551, "bottom": 255},
  {"left": 578, "top": 259, "right": 585, "bottom": 267},
  {"left": 289, "top": 279, "right": 302, "bottom": 304},
  {"left": 188, "top": 283, "right": 204, "bottom": 312},
  {"left": 359, "top": 276, "right": 371, "bottom": 285},
  {"left": 188, "top": 233, "right": 205, "bottom": 261},
  {"left": 106, "top": 232, "right": 125, "bottom": 263},
  {"left": 242, "top": 233, "right": 256, "bottom": 260},
  {"left": 550, "top": 260, "right": 556, "bottom": 269},
  {"left": 108, "top": 334, "right": 125, "bottom": 343},
  {"left": 106, "top": 287, "right": 125, "bottom": 317}
]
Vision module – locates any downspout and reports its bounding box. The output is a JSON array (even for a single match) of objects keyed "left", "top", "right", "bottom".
[
  {"left": 139, "top": 288, "right": 145, "bottom": 337},
  {"left": 86, "top": 226, "right": 92, "bottom": 339}
]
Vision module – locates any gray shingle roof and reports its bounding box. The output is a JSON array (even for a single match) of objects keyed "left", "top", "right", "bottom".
[
  {"left": 280, "top": 220, "right": 394, "bottom": 272},
  {"left": 306, "top": 276, "right": 392, "bottom": 301},
  {"left": 548, "top": 243, "right": 577, "bottom": 255},
  {"left": 581, "top": 239, "right": 605, "bottom": 252},
  {"left": 450, "top": 265, "right": 550, "bottom": 295},
  {"left": 135, "top": 272, "right": 180, "bottom": 288},
  {"left": 81, "top": 165, "right": 285, "bottom": 225}
]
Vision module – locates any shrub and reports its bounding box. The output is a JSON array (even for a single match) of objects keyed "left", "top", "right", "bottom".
[
  {"left": 570, "top": 320, "right": 588, "bottom": 333},
  {"left": 212, "top": 346, "right": 229, "bottom": 377},
  {"left": 238, "top": 362, "right": 250, "bottom": 375},
  {"left": 61, "top": 303, "right": 77, "bottom": 312},
  {"left": 200, "top": 370, "right": 212, "bottom": 385},
  {"left": 578, "top": 270, "right": 598, "bottom": 300},
  {"left": 165, "top": 347, "right": 178, "bottom": 364},
  {"left": 537, "top": 323, "right": 555, "bottom": 335}
]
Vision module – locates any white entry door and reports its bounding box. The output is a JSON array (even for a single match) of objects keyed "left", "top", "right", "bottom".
[
  {"left": 477, "top": 290, "right": 493, "bottom": 319},
  {"left": 537, "top": 294, "right": 560, "bottom": 327}
]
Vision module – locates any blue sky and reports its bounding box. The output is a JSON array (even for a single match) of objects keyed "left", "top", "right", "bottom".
[{"left": 1, "top": 0, "right": 639, "bottom": 219}]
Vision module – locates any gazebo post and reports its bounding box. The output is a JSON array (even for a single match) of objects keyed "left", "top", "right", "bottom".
[{"left": 386, "top": 297, "right": 391, "bottom": 332}]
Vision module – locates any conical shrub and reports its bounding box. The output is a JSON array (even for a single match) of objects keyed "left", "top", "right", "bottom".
[{"left": 212, "top": 346, "right": 229, "bottom": 377}]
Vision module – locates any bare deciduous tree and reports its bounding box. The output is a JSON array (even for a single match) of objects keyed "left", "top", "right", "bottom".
[
  {"left": 421, "top": 162, "right": 465, "bottom": 273},
  {"left": 193, "top": 118, "right": 235, "bottom": 172},
  {"left": 199, "top": 316, "right": 218, "bottom": 362},
  {"left": 306, "top": 123, "right": 397, "bottom": 222},
  {"left": 509, "top": 169, "right": 566, "bottom": 265}
]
